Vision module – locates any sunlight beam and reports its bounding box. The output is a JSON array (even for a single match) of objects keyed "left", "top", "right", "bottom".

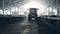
[{"left": 20, "top": 1, "right": 46, "bottom": 16}]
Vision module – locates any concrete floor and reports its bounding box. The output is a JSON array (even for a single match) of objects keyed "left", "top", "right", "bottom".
[
  {"left": 0, "top": 18, "right": 59, "bottom": 34},
  {"left": 0, "top": 18, "right": 38, "bottom": 34}
]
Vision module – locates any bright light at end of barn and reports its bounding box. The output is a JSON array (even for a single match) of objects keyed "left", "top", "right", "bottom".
[{"left": 21, "top": 1, "right": 46, "bottom": 16}]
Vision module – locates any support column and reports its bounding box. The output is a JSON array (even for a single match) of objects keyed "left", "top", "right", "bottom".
[
  {"left": 48, "top": 0, "right": 50, "bottom": 17},
  {"left": 18, "top": 2, "right": 20, "bottom": 15},
  {"left": 57, "top": 8, "right": 59, "bottom": 29},
  {"left": 51, "top": 6, "right": 53, "bottom": 15},
  {"left": 45, "top": 0, "right": 48, "bottom": 16},
  {"left": 56, "top": 0, "right": 59, "bottom": 29},
  {"left": 2, "top": 0, "right": 4, "bottom": 15},
  {"left": 10, "top": 0, "right": 12, "bottom": 15},
  {"left": 15, "top": 3, "right": 16, "bottom": 12},
  {"left": 19, "top": 3, "right": 21, "bottom": 15}
]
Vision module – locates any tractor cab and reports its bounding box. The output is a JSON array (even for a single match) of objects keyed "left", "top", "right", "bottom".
[{"left": 28, "top": 8, "right": 38, "bottom": 21}]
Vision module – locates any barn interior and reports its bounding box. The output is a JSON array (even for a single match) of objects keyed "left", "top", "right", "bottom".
[{"left": 0, "top": 0, "right": 60, "bottom": 34}]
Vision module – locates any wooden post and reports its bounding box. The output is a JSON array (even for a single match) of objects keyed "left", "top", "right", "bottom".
[
  {"left": 19, "top": 3, "right": 21, "bottom": 15},
  {"left": 57, "top": 8, "right": 59, "bottom": 29},
  {"left": 56, "top": 0, "right": 59, "bottom": 29},
  {"left": 45, "top": 0, "right": 48, "bottom": 16},
  {"left": 18, "top": 2, "right": 20, "bottom": 15},
  {"left": 10, "top": 0, "right": 12, "bottom": 15},
  {"left": 48, "top": 0, "right": 50, "bottom": 17},
  {"left": 15, "top": 3, "right": 16, "bottom": 13},
  {"left": 2, "top": 0, "right": 4, "bottom": 15}
]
